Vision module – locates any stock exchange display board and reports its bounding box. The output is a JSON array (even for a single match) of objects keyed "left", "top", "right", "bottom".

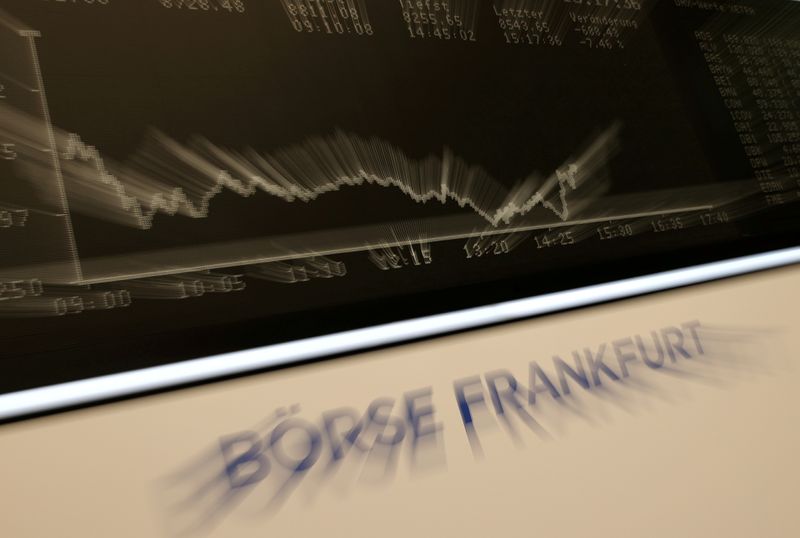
[{"left": 1, "top": 0, "right": 799, "bottom": 390}]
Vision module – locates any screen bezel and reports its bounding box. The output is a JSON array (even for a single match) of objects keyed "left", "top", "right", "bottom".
[{"left": 1, "top": 244, "right": 798, "bottom": 425}]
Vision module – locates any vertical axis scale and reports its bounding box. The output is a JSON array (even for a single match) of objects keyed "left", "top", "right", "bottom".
[
  {"left": 1, "top": 8, "right": 86, "bottom": 284},
  {"left": 24, "top": 29, "right": 83, "bottom": 283}
]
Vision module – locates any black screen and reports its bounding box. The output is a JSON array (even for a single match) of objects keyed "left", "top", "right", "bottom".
[{"left": 1, "top": 0, "right": 798, "bottom": 391}]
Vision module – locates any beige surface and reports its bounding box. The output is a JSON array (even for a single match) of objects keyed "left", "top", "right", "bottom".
[{"left": 1, "top": 265, "right": 799, "bottom": 537}]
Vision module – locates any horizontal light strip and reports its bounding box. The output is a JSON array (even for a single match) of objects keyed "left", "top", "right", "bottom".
[{"left": 2, "top": 246, "right": 800, "bottom": 422}]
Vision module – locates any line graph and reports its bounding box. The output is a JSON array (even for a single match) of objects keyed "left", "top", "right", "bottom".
[
  {"left": 0, "top": 7, "right": 761, "bottom": 287},
  {"left": 56, "top": 124, "right": 618, "bottom": 230},
  {"left": 2, "top": 5, "right": 621, "bottom": 285}
]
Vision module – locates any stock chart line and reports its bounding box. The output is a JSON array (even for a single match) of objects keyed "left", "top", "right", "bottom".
[{"left": 57, "top": 124, "right": 620, "bottom": 230}]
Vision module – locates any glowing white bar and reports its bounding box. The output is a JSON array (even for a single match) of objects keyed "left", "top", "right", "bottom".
[{"left": 1, "top": 246, "right": 800, "bottom": 421}]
